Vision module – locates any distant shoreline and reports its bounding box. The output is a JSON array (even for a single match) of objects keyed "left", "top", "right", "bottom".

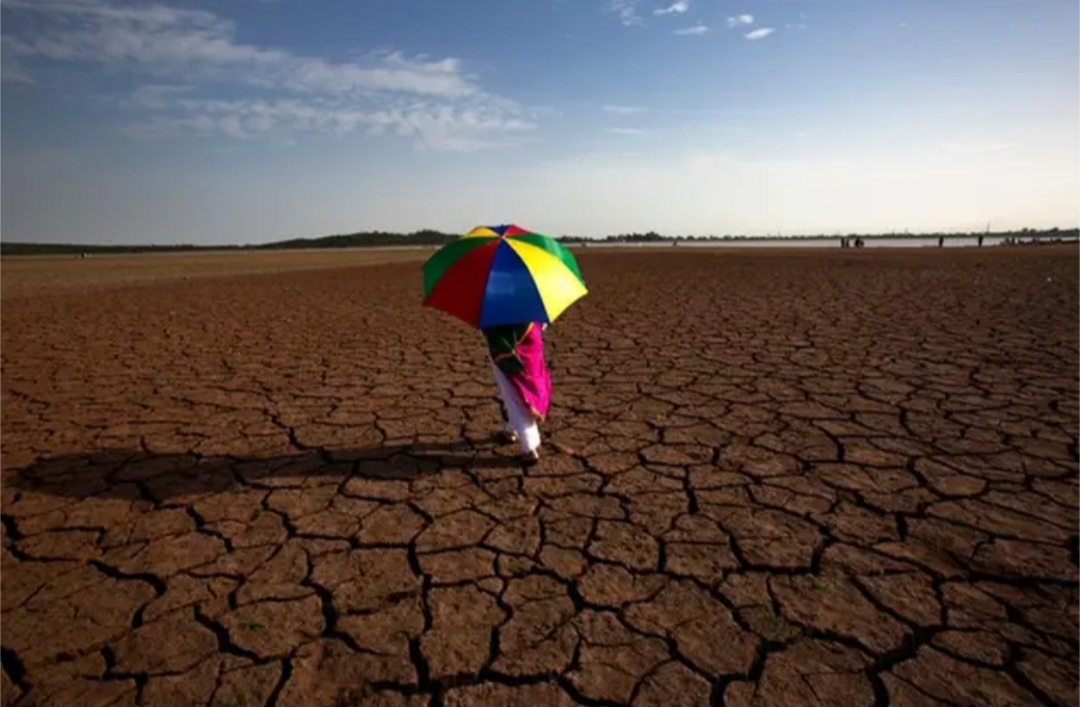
[{"left": 1, "top": 228, "right": 1076, "bottom": 257}]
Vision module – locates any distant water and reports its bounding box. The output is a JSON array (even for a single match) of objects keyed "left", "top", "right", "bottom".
[{"left": 570, "top": 236, "right": 1020, "bottom": 249}]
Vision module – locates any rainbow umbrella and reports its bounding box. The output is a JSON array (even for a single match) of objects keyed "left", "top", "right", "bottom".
[{"left": 422, "top": 224, "right": 587, "bottom": 329}]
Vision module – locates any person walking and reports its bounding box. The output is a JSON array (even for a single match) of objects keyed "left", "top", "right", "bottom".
[{"left": 483, "top": 322, "right": 552, "bottom": 464}]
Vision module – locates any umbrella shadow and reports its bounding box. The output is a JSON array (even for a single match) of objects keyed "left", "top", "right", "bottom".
[{"left": 4, "top": 435, "right": 529, "bottom": 501}]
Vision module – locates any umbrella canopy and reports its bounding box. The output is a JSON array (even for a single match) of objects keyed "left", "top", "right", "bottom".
[{"left": 422, "top": 224, "right": 587, "bottom": 329}]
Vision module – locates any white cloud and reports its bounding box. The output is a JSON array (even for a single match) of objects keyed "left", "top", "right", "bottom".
[
  {"left": 122, "top": 83, "right": 195, "bottom": 110},
  {"left": 121, "top": 92, "right": 536, "bottom": 151},
  {"left": 1, "top": 0, "right": 535, "bottom": 150},
  {"left": 603, "top": 105, "right": 648, "bottom": 114},
  {"left": 606, "top": 127, "right": 644, "bottom": 135},
  {"left": 744, "top": 28, "right": 775, "bottom": 40},
  {"left": 674, "top": 24, "right": 708, "bottom": 35},
  {"left": 1, "top": 36, "right": 36, "bottom": 83},
  {"left": 2, "top": 0, "right": 475, "bottom": 97},
  {"left": 654, "top": 1, "right": 690, "bottom": 15},
  {"left": 608, "top": 0, "right": 644, "bottom": 26},
  {"left": 726, "top": 14, "right": 754, "bottom": 27}
]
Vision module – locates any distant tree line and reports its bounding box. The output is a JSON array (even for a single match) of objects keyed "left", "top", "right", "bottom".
[
  {"left": 255, "top": 229, "right": 457, "bottom": 251},
  {"left": 1, "top": 226, "right": 1076, "bottom": 256},
  {"left": 0, "top": 229, "right": 460, "bottom": 256}
]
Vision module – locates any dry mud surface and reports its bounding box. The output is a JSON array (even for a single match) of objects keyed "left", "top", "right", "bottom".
[
  {"left": 0, "top": 249, "right": 431, "bottom": 299},
  {"left": 2, "top": 247, "right": 1078, "bottom": 706}
]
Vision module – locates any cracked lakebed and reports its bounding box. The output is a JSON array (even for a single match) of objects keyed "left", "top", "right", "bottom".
[{"left": 2, "top": 247, "right": 1078, "bottom": 706}]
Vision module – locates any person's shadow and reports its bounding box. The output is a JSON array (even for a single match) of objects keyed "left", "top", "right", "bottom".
[{"left": 4, "top": 436, "right": 525, "bottom": 501}]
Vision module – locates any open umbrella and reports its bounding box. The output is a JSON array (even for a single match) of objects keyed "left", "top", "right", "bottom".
[{"left": 422, "top": 224, "right": 587, "bottom": 329}]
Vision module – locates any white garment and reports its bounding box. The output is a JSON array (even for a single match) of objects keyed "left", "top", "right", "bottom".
[{"left": 490, "top": 360, "right": 541, "bottom": 454}]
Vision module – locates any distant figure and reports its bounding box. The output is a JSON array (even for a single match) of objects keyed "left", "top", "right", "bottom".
[
  {"left": 854, "top": 237, "right": 865, "bottom": 248},
  {"left": 938, "top": 236, "right": 944, "bottom": 248},
  {"left": 978, "top": 235, "right": 984, "bottom": 247}
]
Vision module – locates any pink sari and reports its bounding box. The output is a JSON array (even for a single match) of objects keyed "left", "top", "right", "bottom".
[{"left": 501, "top": 324, "right": 552, "bottom": 420}]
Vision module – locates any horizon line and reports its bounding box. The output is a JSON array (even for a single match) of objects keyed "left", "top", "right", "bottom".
[{"left": 2, "top": 226, "right": 1077, "bottom": 254}]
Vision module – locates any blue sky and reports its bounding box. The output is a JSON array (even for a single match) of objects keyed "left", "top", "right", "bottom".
[{"left": 2, "top": 0, "right": 1077, "bottom": 244}]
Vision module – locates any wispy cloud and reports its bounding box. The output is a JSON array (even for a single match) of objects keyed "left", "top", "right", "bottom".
[
  {"left": 2, "top": 0, "right": 474, "bottom": 97},
  {"left": 654, "top": 1, "right": 690, "bottom": 15},
  {"left": 1, "top": 36, "right": 36, "bottom": 83},
  {"left": 744, "top": 27, "right": 775, "bottom": 40},
  {"left": 1, "top": 0, "right": 535, "bottom": 150},
  {"left": 122, "top": 95, "right": 536, "bottom": 151},
  {"left": 603, "top": 105, "right": 648, "bottom": 115},
  {"left": 607, "top": 0, "right": 644, "bottom": 26},
  {"left": 606, "top": 127, "right": 644, "bottom": 135},
  {"left": 674, "top": 24, "right": 708, "bottom": 36},
  {"left": 726, "top": 14, "right": 754, "bottom": 27}
]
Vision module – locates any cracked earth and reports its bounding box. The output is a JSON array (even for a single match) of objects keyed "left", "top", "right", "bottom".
[{"left": 2, "top": 247, "right": 1078, "bottom": 706}]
